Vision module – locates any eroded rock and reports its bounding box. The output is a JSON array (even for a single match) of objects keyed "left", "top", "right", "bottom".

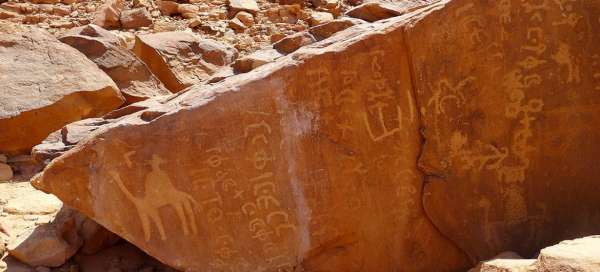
[
  {"left": 133, "top": 31, "right": 238, "bottom": 92},
  {"left": 32, "top": 6, "right": 471, "bottom": 271},
  {"left": 59, "top": 24, "right": 170, "bottom": 104},
  {"left": 410, "top": 0, "right": 600, "bottom": 262},
  {"left": 0, "top": 22, "right": 124, "bottom": 156}
]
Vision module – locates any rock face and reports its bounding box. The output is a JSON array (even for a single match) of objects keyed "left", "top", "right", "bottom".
[
  {"left": 133, "top": 31, "right": 239, "bottom": 93},
  {"left": 0, "top": 22, "right": 124, "bottom": 156},
  {"left": 410, "top": 0, "right": 600, "bottom": 262},
  {"left": 59, "top": 24, "right": 170, "bottom": 104},
  {"left": 30, "top": 0, "right": 600, "bottom": 271},
  {"left": 32, "top": 4, "right": 470, "bottom": 272}
]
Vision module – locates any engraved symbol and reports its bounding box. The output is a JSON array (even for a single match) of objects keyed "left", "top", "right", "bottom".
[
  {"left": 362, "top": 104, "right": 403, "bottom": 142},
  {"left": 110, "top": 155, "right": 198, "bottom": 241}
]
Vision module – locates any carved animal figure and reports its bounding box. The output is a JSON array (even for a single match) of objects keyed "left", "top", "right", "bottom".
[{"left": 110, "top": 155, "right": 198, "bottom": 241}]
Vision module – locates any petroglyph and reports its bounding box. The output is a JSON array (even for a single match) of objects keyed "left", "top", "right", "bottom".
[
  {"left": 110, "top": 155, "right": 198, "bottom": 241},
  {"left": 552, "top": 43, "right": 581, "bottom": 83},
  {"left": 362, "top": 105, "right": 403, "bottom": 142},
  {"left": 427, "top": 77, "right": 475, "bottom": 115}
]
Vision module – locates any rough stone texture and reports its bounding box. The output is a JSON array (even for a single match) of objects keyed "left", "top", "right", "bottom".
[
  {"left": 536, "top": 236, "right": 600, "bottom": 272},
  {"left": 344, "top": 2, "right": 404, "bottom": 22},
  {"left": 120, "top": 7, "right": 153, "bottom": 29},
  {"left": 0, "top": 163, "right": 13, "bottom": 182},
  {"left": 478, "top": 259, "right": 536, "bottom": 272},
  {"left": 410, "top": 0, "right": 600, "bottom": 262},
  {"left": 232, "top": 49, "right": 282, "bottom": 73},
  {"left": 29, "top": 0, "right": 600, "bottom": 271},
  {"left": 468, "top": 252, "right": 535, "bottom": 272},
  {"left": 59, "top": 24, "right": 170, "bottom": 104},
  {"left": 7, "top": 207, "right": 83, "bottom": 267},
  {"left": 133, "top": 31, "right": 239, "bottom": 93},
  {"left": 308, "top": 17, "right": 364, "bottom": 40},
  {"left": 273, "top": 31, "right": 316, "bottom": 54},
  {"left": 32, "top": 7, "right": 471, "bottom": 272},
  {"left": 0, "top": 22, "right": 124, "bottom": 156},
  {"left": 228, "top": 0, "right": 259, "bottom": 15},
  {"left": 92, "top": 0, "right": 124, "bottom": 28}
]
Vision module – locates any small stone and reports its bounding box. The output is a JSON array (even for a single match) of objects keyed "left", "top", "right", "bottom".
[
  {"left": 158, "top": 0, "right": 179, "bottom": 16},
  {"left": 228, "top": 17, "right": 246, "bottom": 32},
  {"left": 308, "top": 11, "right": 333, "bottom": 26},
  {"left": 120, "top": 7, "right": 152, "bottom": 29},
  {"left": 344, "top": 2, "right": 404, "bottom": 22},
  {"left": 228, "top": 0, "right": 259, "bottom": 15},
  {"left": 92, "top": 0, "right": 124, "bottom": 28},
  {"left": 309, "top": 17, "right": 363, "bottom": 40},
  {"left": 188, "top": 17, "right": 202, "bottom": 28},
  {"left": 234, "top": 11, "right": 254, "bottom": 27},
  {"left": 232, "top": 48, "right": 282, "bottom": 73},
  {"left": 0, "top": 163, "right": 13, "bottom": 181},
  {"left": 272, "top": 31, "right": 315, "bottom": 54},
  {"left": 178, "top": 4, "right": 199, "bottom": 19},
  {"left": 0, "top": 154, "right": 7, "bottom": 163}
]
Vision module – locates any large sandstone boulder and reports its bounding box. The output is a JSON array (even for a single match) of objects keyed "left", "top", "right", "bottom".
[
  {"left": 59, "top": 24, "right": 170, "bottom": 104},
  {"left": 133, "top": 32, "right": 239, "bottom": 93},
  {"left": 410, "top": 0, "right": 600, "bottom": 261},
  {"left": 0, "top": 22, "right": 124, "bottom": 156},
  {"left": 30, "top": 0, "right": 600, "bottom": 271},
  {"left": 32, "top": 5, "right": 470, "bottom": 272}
]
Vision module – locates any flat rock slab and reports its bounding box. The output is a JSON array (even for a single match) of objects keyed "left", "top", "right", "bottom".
[{"left": 0, "top": 22, "right": 124, "bottom": 156}]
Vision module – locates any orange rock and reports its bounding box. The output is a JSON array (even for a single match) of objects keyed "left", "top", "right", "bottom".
[
  {"left": 0, "top": 22, "right": 123, "bottom": 156},
  {"left": 273, "top": 31, "right": 316, "bottom": 54},
  {"left": 120, "top": 7, "right": 152, "bottom": 29},
  {"left": 8, "top": 207, "right": 84, "bottom": 267},
  {"left": 133, "top": 31, "right": 238, "bottom": 92},
  {"left": 33, "top": 4, "right": 471, "bottom": 271},
  {"left": 345, "top": 2, "right": 404, "bottom": 22},
  {"left": 59, "top": 24, "right": 169, "bottom": 104},
  {"left": 308, "top": 17, "right": 363, "bottom": 40},
  {"left": 408, "top": 0, "right": 600, "bottom": 262},
  {"left": 92, "top": 0, "right": 124, "bottom": 28}
]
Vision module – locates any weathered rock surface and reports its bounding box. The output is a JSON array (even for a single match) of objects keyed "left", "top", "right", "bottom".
[
  {"left": 273, "top": 31, "right": 316, "bottom": 54},
  {"left": 92, "top": 0, "right": 124, "bottom": 28},
  {"left": 59, "top": 24, "right": 170, "bottom": 104},
  {"left": 536, "top": 236, "right": 600, "bottom": 272},
  {"left": 469, "top": 252, "right": 535, "bottom": 272},
  {"left": 32, "top": 4, "right": 471, "bottom": 271},
  {"left": 30, "top": 0, "right": 600, "bottom": 271},
  {"left": 133, "top": 31, "right": 239, "bottom": 93},
  {"left": 411, "top": 0, "right": 600, "bottom": 262},
  {"left": 344, "top": 2, "right": 404, "bottom": 22},
  {"left": 8, "top": 207, "right": 84, "bottom": 267},
  {"left": 232, "top": 48, "right": 282, "bottom": 73},
  {"left": 309, "top": 17, "right": 364, "bottom": 40},
  {"left": 0, "top": 163, "right": 13, "bottom": 182},
  {"left": 120, "top": 7, "right": 153, "bottom": 29},
  {"left": 0, "top": 22, "right": 124, "bottom": 156}
]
